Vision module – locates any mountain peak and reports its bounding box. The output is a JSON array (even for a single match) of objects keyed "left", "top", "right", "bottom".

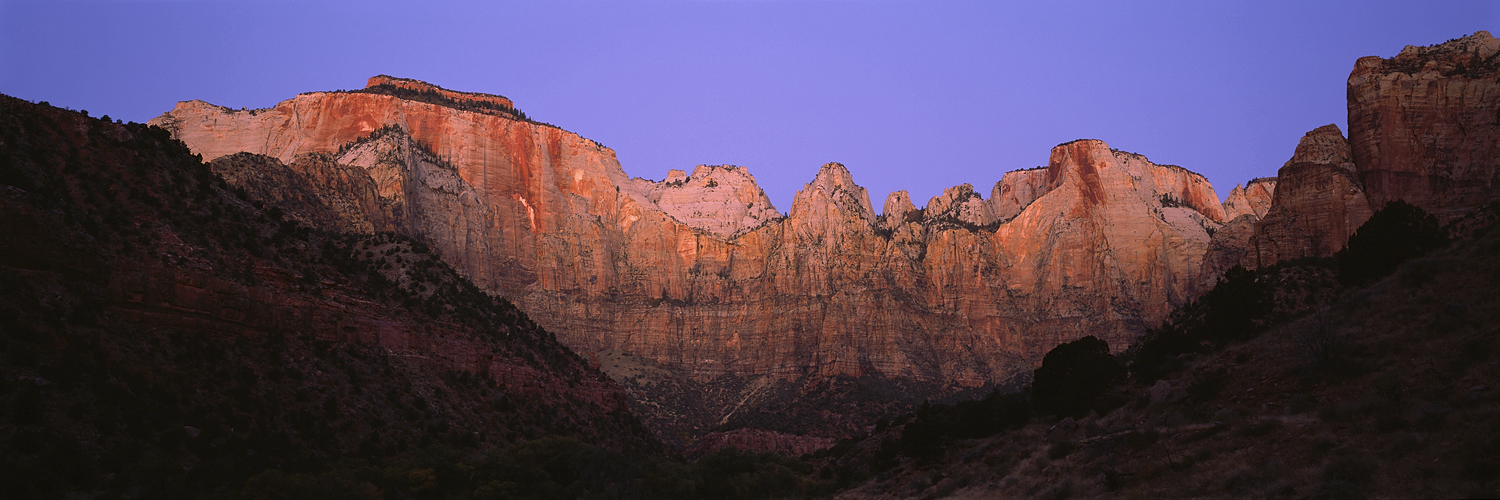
[
  {"left": 1285, "top": 124, "right": 1353, "bottom": 171},
  {"left": 649, "top": 164, "right": 782, "bottom": 238},
  {"left": 793, "top": 162, "right": 875, "bottom": 221},
  {"left": 809, "top": 162, "right": 857, "bottom": 191}
]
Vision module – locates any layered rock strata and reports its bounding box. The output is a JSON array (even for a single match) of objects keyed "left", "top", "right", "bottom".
[
  {"left": 1222, "top": 177, "right": 1277, "bottom": 220},
  {"left": 1249, "top": 124, "right": 1373, "bottom": 265},
  {"left": 151, "top": 77, "right": 1227, "bottom": 442},
  {"left": 1348, "top": 31, "right": 1500, "bottom": 222},
  {"left": 1199, "top": 32, "right": 1500, "bottom": 286}
]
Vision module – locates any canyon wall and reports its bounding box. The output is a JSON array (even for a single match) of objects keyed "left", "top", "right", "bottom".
[
  {"left": 147, "top": 32, "right": 1500, "bottom": 446},
  {"left": 1202, "top": 31, "right": 1500, "bottom": 286},
  {"left": 1222, "top": 177, "right": 1277, "bottom": 221},
  {"left": 151, "top": 77, "right": 1225, "bottom": 430},
  {"left": 1250, "top": 124, "right": 1373, "bottom": 265},
  {"left": 0, "top": 94, "right": 661, "bottom": 469},
  {"left": 1348, "top": 31, "right": 1500, "bottom": 222}
]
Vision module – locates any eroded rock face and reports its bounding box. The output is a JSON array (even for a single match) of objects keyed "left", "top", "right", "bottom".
[
  {"left": 209, "top": 152, "right": 399, "bottom": 235},
  {"left": 1203, "top": 34, "right": 1500, "bottom": 281},
  {"left": 992, "top": 141, "right": 1221, "bottom": 351},
  {"left": 151, "top": 78, "right": 1226, "bottom": 441},
  {"left": 648, "top": 164, "right": 782, "bottom": 238},
  {"left": 879, "top": 190, "right": 917, "bottom": 228},
  {"left": 1250, "top": 125, "right": 1373, "bottom": 264},
  {"left": 1348, "top": 31, "right": 1500, "bottom": 222},
  {"left": 989, "top": 167, "right": 1052, "bottom": 221},
  {"left": 923, "top": 183, "right": 998, "bottom": 229},
  {"left": 0, "top": 95, "right": 660, "bottom": 467},
  {"left": 1222, "top": 177, "right": 1277, "bottom": 220},
  {"left": 1194, "top": 215, "right": 1261, "bottom": 294},
  {"left": 1197, "top": 177, "right": 1276, "bottom": 294}
]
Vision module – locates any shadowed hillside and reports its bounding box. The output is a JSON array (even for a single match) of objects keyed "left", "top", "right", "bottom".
[
  {"left": 809, "top": 201, "right": 1500, "bottom": 499},
  {"left": 0, "top": 96, "right": 668, "bottom": 497}
]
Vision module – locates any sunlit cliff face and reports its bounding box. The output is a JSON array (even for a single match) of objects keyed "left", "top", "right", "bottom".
[{"left": 153, "top": 77, "right": 1232, "bottom": 391}]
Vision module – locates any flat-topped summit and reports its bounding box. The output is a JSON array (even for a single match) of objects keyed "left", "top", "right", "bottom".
[
  {"left": 363, "top": 74, "right": 516, "bottom": 109},
  {"left": 1350, "top": 31, "right": 1500, "bottom": 222},
  {"left": 1361, "top": 31, "right": 1500, "bottom": 76}
]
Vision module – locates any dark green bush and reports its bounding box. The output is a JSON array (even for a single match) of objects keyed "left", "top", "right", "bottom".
[
  {"left": 1338, "top": 200, "right": 1448, "bottom": 286},
  {"left": 1032, "top": 336, "right": 1124, "bottom": 417},
  {"left": 891, "top": 391, "right": 1032, "bottom": 461}
]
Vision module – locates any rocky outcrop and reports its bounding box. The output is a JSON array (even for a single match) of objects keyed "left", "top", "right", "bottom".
[
  {"left": 1222, "top": 177, "right": 1277, "bottom": 220},
  {"left": 648, "top": 164, "right": 783, "bottom": 238},
  {"left": 209, "top": 151, "right": 400, "bottom": 234},
  {"left": 367, "top": 74, "right": 516, "bottom": 110},
  {"left": 1197, "top": 178, "right": 1276, "bottom": 294},
  {"left": 992, "top": 141, "right": 1221, "bottom": 348},
  {"left": 1348, "top": 31, "right": 1500, "bottom": 222},
  {"left": 989, "top": 167, "right": 1053, "bottom": 221},
  {"left": 151, "top": 78, "right": 1226, "bottom": 442},
  {"left": 1249, "top": 125, "right": 1373, "bottom": 265},
  {"left": 878, "top": 190, "right": 918, "bottom": 228},
  {"left": 1194, "top": 215, "right": 1261, "bottom": 293},
  {"left": 923, "top": 183, "right": 998, "bottom": 229},
  {"left": 1204, "top": 33, "right": 1500, "bottom": 281}
]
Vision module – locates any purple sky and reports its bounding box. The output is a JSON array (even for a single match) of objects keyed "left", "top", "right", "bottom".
[{"left": 2, "top": 1, "right": 1494, "bottom": 213}]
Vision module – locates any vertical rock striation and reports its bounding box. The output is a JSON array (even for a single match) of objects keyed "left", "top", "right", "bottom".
[
  {"left": 151, "top": 77, "right": 1226, "bottom": 443},
  {"left": 1348, "top": 31, "right": 1500, "bottom": 222},
  {"left": 1205, "top": 31, "right": 1500, "bottom": 289},
  {"left": 1250, "top": 125, "right": 1373, "bottom": 265},
  {"left": 1222, "top": 177, "right": 1278, "bottom": 221}
]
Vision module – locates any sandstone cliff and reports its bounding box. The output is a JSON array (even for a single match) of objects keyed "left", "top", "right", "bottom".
[
  {"left": 1199, "top": 33, "right": 1500, "bottom": 286},
  {"left": 650, "top": 165, "right": 784, "bottom": 238},
  {"left": 1200, "top": 31, "right": 1500, "bottom": 284},
  {"left": 988, "top": 167, "right": 1053, "bottom": 221},
  {"left": 1249, "top": 124, "right": 1373, "bottom": 265},
  {"left": 1195, "top": 177, "right": 1280, "bottom": 294},
  {"left": 1222, "top": 177, "right": 1277, "bottom": 220},
  {"left": 151, "top": 77, "right": 1227, "bottom": 444},
  {"left": 1348, "top": 31, "right": 1500, "bottom": 222}
]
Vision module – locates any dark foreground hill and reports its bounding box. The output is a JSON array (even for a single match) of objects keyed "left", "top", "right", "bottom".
[{"left": 0, "top": 96, "right": 680, "bottom": 497}]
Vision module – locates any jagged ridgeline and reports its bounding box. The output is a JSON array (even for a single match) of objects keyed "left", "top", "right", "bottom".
[
  {"left": 149, "top": 75, "right": 1236, "bottom": 452},
  {"left": 130, "top": 29, "right": 1500, "bottom": 469}
]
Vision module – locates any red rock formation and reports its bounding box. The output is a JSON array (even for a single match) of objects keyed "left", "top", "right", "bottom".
[
  {"left": 992, "top": 141, "right": 1221, "bottom": 349},
  {"left": 1222, "top": 177, "right": 1277, "bottom": 220},
  {"left": 151, "top": 78, "right": 1227, "bottom": 441},
  {"left": 1348, "top": 31, "right": 1500, "bottom": 222},
  {"left": 209, "top": 152, "right": 401, "bottom": 234},
  {"left": 1197, "top": 34, "right": 1500, "bottom": 285},
  {"left": 989, "top": 167, "right": 1052, "bottom": 221},
  {"left": 1197, "top": 177, "right": 1277, "bottom": 294},
  {"left": 367, "top": 74, "right": 516, "bottom": 110},
  {"left": 1250, "top": 125, "right": 1373, "bottom": 265},
  {"left": 923, "top": 183, "right": 998, "bottom": 228},
  {"left": 1194, "top": 215, "right": 1261, "bottom": 294},
  {"left": 650, "top": 164, "right": 783, "bottom": 238}
]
